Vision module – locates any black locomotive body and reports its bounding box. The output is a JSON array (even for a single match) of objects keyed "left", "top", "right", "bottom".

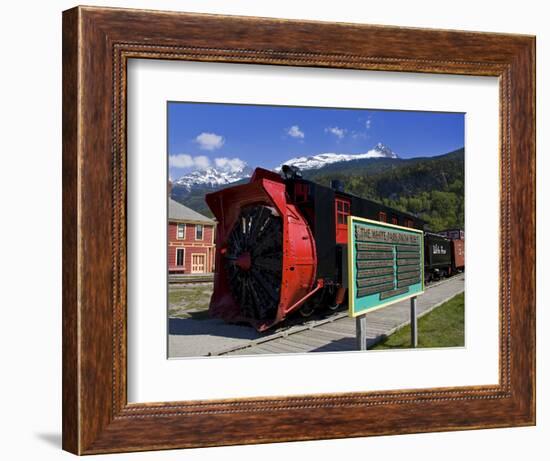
[
  {"left": 286, "top": 174, "right": 425, "bottom": 291},
  {"left": 206, "top": 166, "right": 431, "bottom": 329}
]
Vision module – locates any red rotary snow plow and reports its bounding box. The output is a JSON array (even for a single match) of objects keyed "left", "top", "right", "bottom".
[{"left": 205, "top": 168, "right": 318, "bottom": 331}]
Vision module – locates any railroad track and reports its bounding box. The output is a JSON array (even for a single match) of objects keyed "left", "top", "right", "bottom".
[
  {"left": 169, "top": 272, "right": 461, "bottom": 287},
  {"left": 169, "top": 274, "right": 214, "bottom": 285},
  {"left": 206, "top": 273, "right": 464, "bottom": 356},
  {"left": 423, "top": 272, "right": 464, "bottom": 289}
]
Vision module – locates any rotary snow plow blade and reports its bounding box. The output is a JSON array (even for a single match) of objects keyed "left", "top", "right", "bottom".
[{"left": 205, "top": 168, "right": 317, "bottom": 331}]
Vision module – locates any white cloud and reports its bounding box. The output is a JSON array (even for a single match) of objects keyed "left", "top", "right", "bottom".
[
  {"left": 169, "top": 154, "right": 248, "bottom": 173},
  {"left": 366, "top": 117, "right": 372, "bottom": 129},
  {"left": 325, "top": 126, "right": 346, "bottom": 139},
  {"left": 194, "top": 155, "right": 211, "bottom": 169},
  {"left": 195, "top": 132, "right": 225, "bottom": 150},
  {"left": 169, "top": 153, "right": 211, "bottom": 170},
  {"left": 215, "top": 157, "right": 246, "bottom": 172},
  {"left": 351, "top": 131, "right": 368, "bottom": 140},
  {"left": 168, "top": 154, "right": 194, "bottom": 168},
  {"left": 287, "top": 125, "right": 305, "bottom": 139}
]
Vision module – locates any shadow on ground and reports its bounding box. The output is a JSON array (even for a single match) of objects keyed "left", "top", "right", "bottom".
[
  {"left": 308, "top": 335, "right": 386, "bottom": 353},
  {"left": 169, "top": 317, "right": 261, "bottom": 340}
]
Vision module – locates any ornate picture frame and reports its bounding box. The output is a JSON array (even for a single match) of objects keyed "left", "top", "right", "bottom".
[{"left": 62, "top": 6, "right": 535, "bottom": 454}]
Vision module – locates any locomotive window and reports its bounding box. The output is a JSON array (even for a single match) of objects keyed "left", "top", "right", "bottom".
[
  {"left": 335, "top": 197, "right": 351, "bottom": 243},
  {"left": 335, "top": 199, "right": 350, "bottom": 222},
  {"left": 379, "top": 211, "right": 387, "bottom": 222},
  {"left": 177, "top": 223, "right": 185, "bottom": 239}
]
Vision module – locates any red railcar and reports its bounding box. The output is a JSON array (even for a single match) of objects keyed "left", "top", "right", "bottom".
[
  {"left": 437, "top": 229, "right": 465, "bottom": 274},
  {"left": 451, "top": 238, "right": 465, "bottom": 272}
]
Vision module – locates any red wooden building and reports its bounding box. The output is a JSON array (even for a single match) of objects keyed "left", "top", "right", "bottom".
[{"left": 168, "top": 198, "right": 216, "bottom": 274}]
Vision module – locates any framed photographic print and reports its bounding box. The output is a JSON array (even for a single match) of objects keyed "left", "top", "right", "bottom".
[{"left": 62, "top": 6, "right": 535, "bottom": 455}]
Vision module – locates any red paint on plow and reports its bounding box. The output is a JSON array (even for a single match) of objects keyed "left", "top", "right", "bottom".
[{"left": 206, "top": 168, "right": 317, "bottom": 331}]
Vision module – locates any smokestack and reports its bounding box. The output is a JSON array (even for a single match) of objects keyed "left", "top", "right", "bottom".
[
  {"left": 330, "top": 179, "right": 344, "bottom": 192},
  {"left": 281, "top": 164, "right": 303, "bottom": 179}
]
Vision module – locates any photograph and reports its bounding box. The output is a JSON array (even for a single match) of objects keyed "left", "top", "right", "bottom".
[{"left": 167, "top": 102, "right": 466, "bottom": 358}]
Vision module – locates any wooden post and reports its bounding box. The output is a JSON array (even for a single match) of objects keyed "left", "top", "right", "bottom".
[
  {"left": 356, "top": 315, "right": 367, "bottom": 350},
  {"left": 410, "top": 296, "right": 418, "bottom": 348}
]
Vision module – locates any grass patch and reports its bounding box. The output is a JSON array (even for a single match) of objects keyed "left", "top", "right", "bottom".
[
  {"left": 372, "top": 292, "right": 464, "bottom": 350},
  {"left": 168, "top": 283, "right": 213, "bottom": 319}
]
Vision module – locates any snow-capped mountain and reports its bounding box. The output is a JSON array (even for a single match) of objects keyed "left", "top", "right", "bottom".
[
  {"left": 277, "top": 142, "right": 399, "bottom": 171},
  {"left": 173, "top": 165, "right": 252, "bottom": 191},
  {"left": 172, "top": 143, "right": 398, "bottom": 191}
]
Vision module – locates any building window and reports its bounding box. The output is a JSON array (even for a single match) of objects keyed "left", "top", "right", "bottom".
[
  {"left": 177, "top": 223, "right": 185, "bottom": 239},
  {"left": 195, "top": 224, "right": 204, "bottom": 240},
  {"left": 391, "top": 215, "right": 398, "bottom": 225},
  {"left": 405, "top": 218, "right": 414, "bottom": 228},
  {"left": 378, "top": 211, "right": 387, "bottom": 222},
  {"left": 176, "top": 248, "right": 185, "bottom": 266}
]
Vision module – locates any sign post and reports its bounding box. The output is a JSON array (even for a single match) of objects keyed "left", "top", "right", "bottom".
[
  {"left": 356, "top": 315, "right": 367, "bottom": 350},
  {"left": 410, "top": 296, "right": 418, "bottom": 348},
  {"left": 348, "top": 217, "right": 425, "bottom": 350}
]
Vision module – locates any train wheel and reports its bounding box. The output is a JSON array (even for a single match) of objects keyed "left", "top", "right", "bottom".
[
  {"left": 299, "top": 303, "right": 315, "bottom": 317},
  {"left": 327, "top": 286, "right": 345, "bottom": 311},
  {"left": 224, "top": 205, "right": 283, "bottom": 322}
]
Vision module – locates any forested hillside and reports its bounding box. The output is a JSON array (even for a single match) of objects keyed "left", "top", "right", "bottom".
[
  {"left": 305, "top": 148, "right": 464, "bottom": 231},
  {"left": 173, "top": 148, "right": 465, "bottom": 232}
]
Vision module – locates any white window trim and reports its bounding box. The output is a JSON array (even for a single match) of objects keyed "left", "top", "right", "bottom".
[
  {"left": 195, "top": 224, "right": 204, "bottom": 241},
  {"left": 175, "top": 247, "right": 185, "bottom": 267},
  {"left": 176, "top": 223, "right": 186, "bottom": 240}
]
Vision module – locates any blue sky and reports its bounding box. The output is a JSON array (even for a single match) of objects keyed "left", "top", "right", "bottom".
[{"left": 168, "top": 102, "right": 464, "bottom": 179}]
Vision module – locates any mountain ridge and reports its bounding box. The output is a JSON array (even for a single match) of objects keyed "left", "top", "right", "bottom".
[
  {"left": 276, "top": 142, "right": 399, "bottom": 171},
  {"left": 171, "top": 142, "right": 400, "bottom": 191},
  {"left": 173, "top": 165, "right": 253, "bottom": 190},
  {"left": 170, "top": 147, "right": 464, "bottom": 231}
]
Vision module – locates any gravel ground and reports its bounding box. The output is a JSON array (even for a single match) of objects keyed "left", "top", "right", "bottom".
[{"left": 168, "top": 276, "right": 465, "bottom": 358}]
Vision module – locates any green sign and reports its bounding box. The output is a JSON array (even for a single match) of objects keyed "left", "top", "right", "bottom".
[{"left": 348, "top": 217, "right": 424, "bottom": 317}]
